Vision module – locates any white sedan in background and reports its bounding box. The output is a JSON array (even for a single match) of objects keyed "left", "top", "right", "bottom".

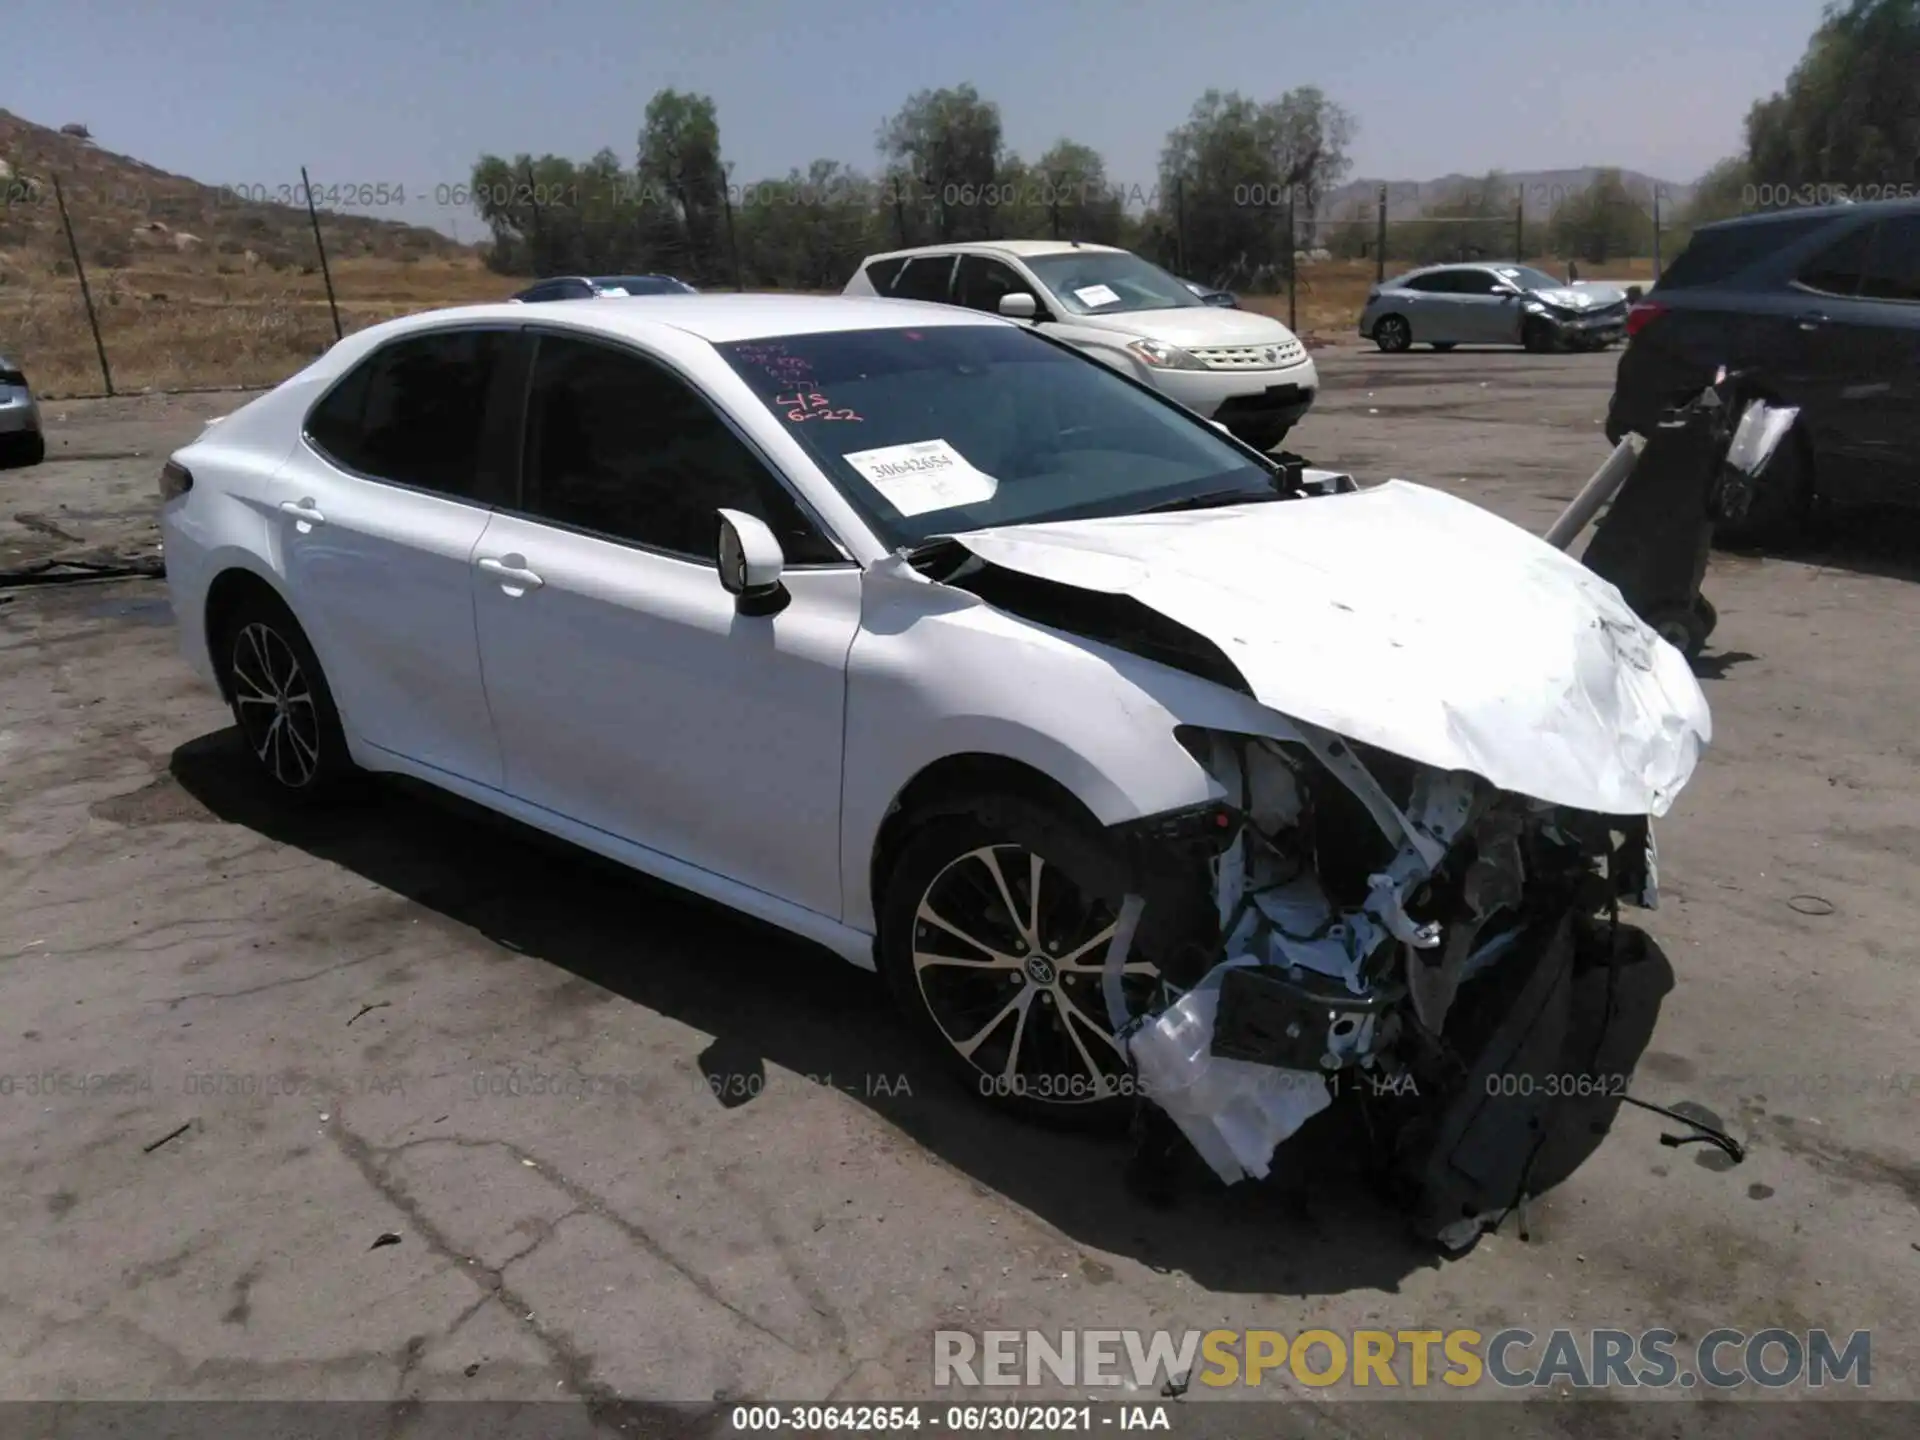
[{"left": 159, "top": 294, "right": 1707, "bottom": 1241}]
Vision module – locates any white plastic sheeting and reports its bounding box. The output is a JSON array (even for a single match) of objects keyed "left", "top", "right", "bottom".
[
  {"left": 1124, "top": 961, "right": 1333, "bottom": 1184},
  {"left": 950, "top": 480, "right": 1713, "bottom": 818}
]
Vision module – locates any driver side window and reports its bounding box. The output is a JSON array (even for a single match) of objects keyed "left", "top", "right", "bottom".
[{"left": 520, "top": 335, "right": 842, "bottom": 565}]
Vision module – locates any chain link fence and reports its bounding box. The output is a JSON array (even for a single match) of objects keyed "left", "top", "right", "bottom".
[{"left": 8, "top": 170, "right": 1681, "bottom": 400}]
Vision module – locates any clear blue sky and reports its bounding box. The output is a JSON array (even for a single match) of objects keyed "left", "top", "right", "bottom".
[{"left": 14, "top": 0, "right": 1828, "bottom": 237}]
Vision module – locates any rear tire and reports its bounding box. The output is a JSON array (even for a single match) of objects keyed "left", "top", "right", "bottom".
[
  {"left": 877, "top": 795, "right": 1161, "bottom": 1130},
  {"left": 1373, "top": 316, "right": 1412, "bottom": 353},
  {"left": 214, "top": 589, "right": 356, "bottom": 805},
  {"left": 2, "top": 430, "right": 44, "bottom": 467}
]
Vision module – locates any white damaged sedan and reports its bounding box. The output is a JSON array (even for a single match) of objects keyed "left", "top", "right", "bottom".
[{"left": 159, "top": 295, "right": 1709, "bottom": 1242}]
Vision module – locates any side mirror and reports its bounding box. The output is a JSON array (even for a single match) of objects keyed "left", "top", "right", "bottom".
[
  {"left": 716, "top": 509, "right": 789, "bottom": 616},
  {"left": 997, "top": 292, "right": 1038, "bottom": 320}
]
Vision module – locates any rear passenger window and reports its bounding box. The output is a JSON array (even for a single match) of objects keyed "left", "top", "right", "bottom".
[
  {"left": 1796, "top": 224, "right": 1873, "bottom": 296},
  {"left": 864, "top": 257, "right": 908, "bottom": 293},
  {"left": 1656, "top": 215, "right": 1830, "bottom": 290},
  {"left": 1859, "top": 216, "right": 1920, "bottom": 302},
  {"left": 305, "top": 330, "right": 508, "bottom": 499},
  {"left": 891, "top": 255, "right": 956, "bottom": 303},
  {"left": 520, "top": 334, "right": 841, "bottom": 565}
]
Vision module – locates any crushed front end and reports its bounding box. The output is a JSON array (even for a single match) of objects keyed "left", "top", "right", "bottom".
[{"left": 1104, "top": 722, "right": 1672, "bottom": 1254}]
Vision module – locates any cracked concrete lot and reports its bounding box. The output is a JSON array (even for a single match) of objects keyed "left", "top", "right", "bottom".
[{"left": 2, "top": 351, "right": 1917, "bottom": 1436}]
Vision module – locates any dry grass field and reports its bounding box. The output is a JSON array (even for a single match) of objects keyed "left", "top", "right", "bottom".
[{"left": 8, "top": 253, "right": 1665, "bottom": 397}]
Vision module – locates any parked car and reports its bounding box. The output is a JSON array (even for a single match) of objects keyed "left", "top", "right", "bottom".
[
  {"left": 1607, "top": 199, "right": 1920, "bottom": 545},
  {"left": 1359, "top": 263, "right": 1630, "bottom": 354},
  {"left": 1, "top": 353, "right": 45, "bottom": 467},
  {"left": 1181, "top": 278, "right": 1239, "bottom": 308},
  {"left": 845, "top": 241, "right": 1315, "bottom": 451},
  {"left": 510, "top": 274, "right": 697, "bottom": 302},
  {"left": 157, "top": 292, "right": 1707, "bottom": 1196}
]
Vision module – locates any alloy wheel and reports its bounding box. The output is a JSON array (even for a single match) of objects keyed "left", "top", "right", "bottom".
[
  {"left": 230, "top": 621, "right": 323, "bottom": 788},
  {"left": 910, "top": 843, "right": 1160, "bottom": 1105}
]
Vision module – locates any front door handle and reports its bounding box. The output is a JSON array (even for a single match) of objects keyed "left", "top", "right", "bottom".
[
  {"left": 476, "top": 555, "right": 544, "bottom": 592},
  {"left": 279, "top": 498, "right": 325, "bottom": 526}
]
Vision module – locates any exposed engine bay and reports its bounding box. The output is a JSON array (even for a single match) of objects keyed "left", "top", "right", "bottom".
[{"left": 1103, "top": 725, "right": 1671, "bottom": 1254}]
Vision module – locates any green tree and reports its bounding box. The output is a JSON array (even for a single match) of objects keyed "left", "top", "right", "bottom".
[
  {"left": 877, "top": 85, "right": 1005, "bottom": 243},
  {"left": 638, "top": 89, "right": 729, "bottom": 284},
  {"left": 1158, "top": 87, "right": 1356, "bottom": 287},
  {"left": 1547, "top": 169, "right": 1647, "bottom": 264},
  {"left": 1398, "top": 172, "right": 1514, "bottom": 263},
  {"left": 1746, "top": 0, "right": 1920, "bottom": 195}
]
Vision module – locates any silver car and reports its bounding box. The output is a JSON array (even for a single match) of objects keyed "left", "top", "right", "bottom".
[
  {"left": 1, "top": 354, "right": 44, "bottom": 467},
  {"left": 1358, "top": 263, "right": 1629, "bottom": 354}
]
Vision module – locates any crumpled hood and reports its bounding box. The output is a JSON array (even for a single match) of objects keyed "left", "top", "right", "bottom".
[{"left": 948, "top": 480, "right": 1712, "bottom": 817}]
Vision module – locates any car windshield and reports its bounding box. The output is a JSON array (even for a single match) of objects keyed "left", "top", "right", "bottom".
[
  {"left": 1025, "top": 251, "right": 1204, "bottom": 315},
  {"left": 717, "top": 324, "right": 1275, "bottom": 548},
  {"left": 593, "top": 276, "right": 691, "bottom": 295},
  {"left": 1494, "top": 266, "right": 1573, "bottom": 292}
]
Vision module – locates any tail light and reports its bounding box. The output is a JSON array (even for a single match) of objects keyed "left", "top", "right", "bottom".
[
  {"left": 1625, "top": 300, "right": 1667, "bottom": 339},
  {"left": 158, "top": 459, "right": 193, "bottom": 500}
]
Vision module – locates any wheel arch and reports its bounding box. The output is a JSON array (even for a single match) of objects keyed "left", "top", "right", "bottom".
[
  {"left": 201, "top": 561, "right": 299, "bottom": 705},
  {"left": 867, "top": 752, "right": 1108, "bottom": 938}
]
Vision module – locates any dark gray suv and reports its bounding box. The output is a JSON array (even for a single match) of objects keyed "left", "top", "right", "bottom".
[{"left": 1606, "top": 200, "right": 1920, "bottom": 543}]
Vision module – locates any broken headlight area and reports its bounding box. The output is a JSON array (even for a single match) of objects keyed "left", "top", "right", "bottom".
[{"left": 1110, "top": 724, "right": 1671, "bottom": 1251}]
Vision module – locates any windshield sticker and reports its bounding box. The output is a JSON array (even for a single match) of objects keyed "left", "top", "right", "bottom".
[
  {"left": 1073, "top": 283, "right": 1121, "bottom": 308},
  {"left": 843, "top": 440, "right": 998, "bottom": 517},
  {"left": 598, "top": 286, "right": 630, "bottom": 297}
]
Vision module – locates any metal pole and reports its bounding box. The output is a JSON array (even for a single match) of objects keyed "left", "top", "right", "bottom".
[
  {"left": 1651, "top": 188, "right": 1662, "bottom": 278},
  {"left": 301, "top": 167, "right": 343, "bottom": 342},
  {"left": 1515, "top": 198, "right": 1524, "bottom": 261},
  {"left": 1286, "top": 186, "right": 1297, "bottom": 331},
  {"left": 1544, "top": 434, "right": 1646, "bottom": 550},
  {"left": 1170, "top": 178, "right": 1186, "bottom": 272},
  {"left": 52, "top": 174, "right": 113, "bottom": 396},
  {"left": 722, "top": 180, "right": 743, "bottom": 291},
  {"left": 1375, "top": 184, "right": 1387, "bottom": 283}
]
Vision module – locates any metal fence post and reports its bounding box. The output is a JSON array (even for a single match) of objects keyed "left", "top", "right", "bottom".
[
  {"left": 301, "top": 167, "right": 343, "bottom": 342},
  {"left": 1515, "top": 198, "right": 1524, "bottom": 261},
  {"left": 1651, "top": 188, "right": 1662, "bottom": 278},
  {"left": 722, "top": 175, "right": 744, "bottom": 291},
  {"left": 1286, "top": 186, "right": 1297, "bottom": 331},
  {"left": 1375, "top": 184, "right": 1387, "bottom": 283},
  {"left": 51, "top": 174, "right": 114, "bottom": 396},
  {"left": 1175, "top": 177, "right": 1187, "bottom": 274}
]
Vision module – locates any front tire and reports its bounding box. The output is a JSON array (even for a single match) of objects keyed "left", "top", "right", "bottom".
[
  {"left": 1522, "top": 318, "right": 1558, "bottom": 354},
  {"left": 877, "top": 796, "right": 1162, "bottom": 1129},
  {"left": 215, "top": 590, "right": 355, "bottom": 804},
  {"left": 1373, "top": 315, "right": 1412, "bottom": 353}
]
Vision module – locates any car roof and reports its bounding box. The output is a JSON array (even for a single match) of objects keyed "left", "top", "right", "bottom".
[
  {"left": 345, "top": 293, "right": 1013, "bottom": 349},
  {"left": 864, "top": 239, "right": 1130, "bottom": 264},
  {"left": 1695, "top": 197, "right": 1920, "bottom": 234}
]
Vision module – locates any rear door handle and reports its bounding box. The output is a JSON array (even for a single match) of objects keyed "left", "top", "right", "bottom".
[
  {"left": 279, "top": 498, "right": 325, "bottom": 526},
  {"left": 476, "top": 554, "right": 544, "bottom": 591}
]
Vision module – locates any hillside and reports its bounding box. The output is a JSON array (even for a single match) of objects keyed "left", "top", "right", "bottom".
[
  {"left": 1322, "top": 167, "right": 1692, "bottom": 222},
  {"left": 0, "top": 109, "right": 476, "bottom": 271},
  {"left": 0, "top": 110, "right": 507, "bottom": 395}
]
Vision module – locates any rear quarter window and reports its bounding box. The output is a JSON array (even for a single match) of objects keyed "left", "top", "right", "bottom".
[
  {"left": 1656, "top": 215, "right": 1833, "bottom": 290},
  {"left": 864, "top": 257, "right": 908, "bottom": 293}
]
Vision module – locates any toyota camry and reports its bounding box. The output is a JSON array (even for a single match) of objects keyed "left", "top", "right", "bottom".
[{"left": 159, "top": 294, "right": 1710, "bottom": 1246}]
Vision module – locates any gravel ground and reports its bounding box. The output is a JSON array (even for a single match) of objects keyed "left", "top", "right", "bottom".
[{"left": 1, "top": 350, "right": 1916, "bottom": 1435}]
